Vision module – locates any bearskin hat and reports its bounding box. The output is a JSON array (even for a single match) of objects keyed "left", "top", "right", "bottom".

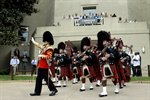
[
  {"left": 80, "top": 37, "right": 91, "bottom": 52},
  {"left": 58, "top": 42, "right": 66, "bottom": 50},
  {"left": 43, "top": 31, "right": 54, "bottom": 45},
  {"left": 52, "top": 48, "right": 59, "bottom": 57},
  {"left": 72, "top": 46, "right": 78, "bottom": 53},
  {"left": 97, "top": 30, "right": 110, "bottom": 50},
  {"left": 115, "top": 39, "right": 123, "bottom": 49},
  {"left": 53, "top": 48, "right": 59, "bottom": 54}
]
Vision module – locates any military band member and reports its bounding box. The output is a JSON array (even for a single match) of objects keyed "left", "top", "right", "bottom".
[
  {"left": 91, "top": 45, "right": 102, "bottom": 87},
  {"left": 115, "top": 40, "right": 131, "bottom": 88},
  {"left": 30, "top": 31, "right": 58, "bottom": 96},
  {"left": 97, "top": 31, "right": 119, "bottom": 97},
  {"left": 71, "top": 46, "right": 81, "bottom": 84},
  {"left": 80, "top": 37, "right": 96, "bottom": 91},
  {"left": 55, "top": 42, "right": 70, "bottom": 87}
]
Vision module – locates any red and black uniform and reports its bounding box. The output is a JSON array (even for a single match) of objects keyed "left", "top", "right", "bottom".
[
  {"left": 99, "top": 48, "right": 118, "bottom": 79},
  {"left": 71, "top": 51, "right": 82, "bottom": 84},
  {"left": 34, "top": 47, "right": 57, "bottom": 95},
  {"left": 30, "top": 31, "right": 57, "bottom": 96},
  {"left": 79, "top": 37, "right": 95, "bottom": 91},
  {"left": 97, "top": 31, "right": 119, "bottom": 97},
  {"left": 80, "top": 49, "right": 96, "bottom": 78}
]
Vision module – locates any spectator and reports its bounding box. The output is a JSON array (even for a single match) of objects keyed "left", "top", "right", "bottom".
[
  {"left": 10, "top": 56, "right": 20, "bottom": 80},
  {"left": 22, "top": 56, "right": 28, "bottom": 74},
  {"left": 112, "top": 13, "right": 117, "bottom": 17},
  {"left": 14, "top": 48, "right": 20, "bottom": 59},
  {"left": 118, "top": 17, "right": 122, "bottom": 23},
  {"left": 31, "top": 57, "right": 37, "bottom": 76},
  {"left": 132, "top": 52, "right": 142, "bottom": 76},
  {"left": 22, "top": 50, "right": 28, "bottom": 57}
]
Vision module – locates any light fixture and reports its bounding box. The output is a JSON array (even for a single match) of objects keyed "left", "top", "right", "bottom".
[{"left": 142, "top": 46, "right": 145, "bottom": 53}]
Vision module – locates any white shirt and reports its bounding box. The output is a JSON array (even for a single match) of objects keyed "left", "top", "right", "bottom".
[
  {"left": 128, "top": 52, "right": 134, "bottom": 65},
  {"left": 31, "top": 59, "right": 37, "bottom": 65},
  {"left": 10, "top": 58, "right": 20, "bottom": 65},
  {"left": 132, "top": 54, "right": 141, "bottom": 66}
]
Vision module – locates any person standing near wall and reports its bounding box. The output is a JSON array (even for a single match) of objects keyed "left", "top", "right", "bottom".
[
  {"left": 31, "top": 57, "right": 37, "bottom": 76},
  {"left": 132, "top": 52, "right": 142, "bottom": 77},
  {"left": 30, "top": 31, "right": 58, "bottom": 96},
  {"left": 10, "top": 56, "right": 20, "bottom": 80},
  {"left": 22, "top": 55, "right": 28, "bottom": 74},
  {"left": 14, "top": 48, "right": 20, "bottom": 59}
]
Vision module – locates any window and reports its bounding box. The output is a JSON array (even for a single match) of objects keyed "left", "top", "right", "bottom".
[
  {"left": 83, "top": 6, "right": 96, "bottom": 16},
  {"left": 18, "top": 26, "right": 29, "bottom": 42}
]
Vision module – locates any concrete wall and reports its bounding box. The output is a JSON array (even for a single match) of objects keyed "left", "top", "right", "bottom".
[
  {"left": 127, "top": 0, "right": 150, "bottom": 29},
  {"left": 34, "top": 19, "right": 149, "bottom": 69},
  {"left": 127, "top": 0, "right": 150, "bottom": 69},
  {"left": 21, "top": 0, "right": 55, "bottom": 58},
  {"left": 54, "top": 0, "right": 129, "bottom": 24},
  {"left": 22, "top": 0, "right": 55, "bottom": 41}
]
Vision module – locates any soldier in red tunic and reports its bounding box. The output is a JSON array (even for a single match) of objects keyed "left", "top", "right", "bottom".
[{"left": 30, "top": 31, "right": 58, "bottom": 96}]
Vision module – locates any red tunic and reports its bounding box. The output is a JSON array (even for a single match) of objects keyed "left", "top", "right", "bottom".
[{"left": 38, "top": 48, "right": 53, "bottom": 69}]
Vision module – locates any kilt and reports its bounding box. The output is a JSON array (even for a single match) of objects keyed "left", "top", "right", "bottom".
[
  {"left": 60, "top": 66, "right": 69, "bottom": 77},
  {"left": 101, "top": 64, "right": 118, "bottom": 79},
  {"left": 67, "top": 65, "right": 73, "bottom": 80},
  {"left": 81, "top": 64, "right": 96, "bottom": 78},
  {"left": 93, "top": 62, "right": 102, "bottom": 80},
  {"left": 115, "top": 61, "right": 127, "bottom": 82},
  {"left": 110, "top": 64, "right": 118, "bottom": 79},
  {"left": 73, "top": 66, "right": 78, "bottom": 75},
  {"left": 124, "top": 63, "right": 131, "bottom": 82}
]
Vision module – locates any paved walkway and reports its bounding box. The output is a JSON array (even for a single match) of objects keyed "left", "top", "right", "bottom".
[{"left": 0, "top": 79, "right": 150, "bottom": 100}]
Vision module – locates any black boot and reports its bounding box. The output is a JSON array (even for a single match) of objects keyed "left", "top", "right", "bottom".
[
  {"left": 30, "top": 93, "right": 40, "bottom": 96},
  {"left": 49, "top": 90, "right": 58, "bottom": 96}
]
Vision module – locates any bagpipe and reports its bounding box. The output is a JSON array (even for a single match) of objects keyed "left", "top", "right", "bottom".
[
  {"left": 97, "top": 41, "right": 115, "bottom": 78},
  {"left": 55, "top": 53, "right": 68, "bottom": 66}
]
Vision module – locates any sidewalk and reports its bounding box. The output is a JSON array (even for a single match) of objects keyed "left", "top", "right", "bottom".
[{"left": 0, "top": 80, "right": 150, "bottom": 100}]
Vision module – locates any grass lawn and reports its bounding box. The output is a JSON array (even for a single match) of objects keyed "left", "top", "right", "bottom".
[
  {"left": 131, "top": 76, "right": 150, "bottom": 82},
  {"left": 0, "top": 75, "right": 36, "bottom": 81}
]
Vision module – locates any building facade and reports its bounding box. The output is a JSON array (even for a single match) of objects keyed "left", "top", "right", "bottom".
[{"left": 0, "top": 0, "right": 150, "bottom": 74}]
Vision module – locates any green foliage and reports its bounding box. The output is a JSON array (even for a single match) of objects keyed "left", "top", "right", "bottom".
[
  {"left": 0, "top": 71, "right": 9, "bottom": 75},
  {"left": 0, "top": 0, "right": 38, "bottom": 45}
]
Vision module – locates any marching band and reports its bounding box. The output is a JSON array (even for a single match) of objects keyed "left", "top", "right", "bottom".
[{"left": 33, "top": 30, "right": 132, "bottom": 97}]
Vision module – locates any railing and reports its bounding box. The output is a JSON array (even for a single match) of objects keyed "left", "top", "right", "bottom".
[{"left": 74, "top": 18, "right": 104, "bottom": 26}]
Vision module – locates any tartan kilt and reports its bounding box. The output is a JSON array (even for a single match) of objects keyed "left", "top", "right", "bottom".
[
  {"left": 60, "top": 66, "right": 69, "bottom": 77},
  {"left": 93, "top": 63, "right": 102, "bottom": 80},
  {"left": 81, "top": 64, "right": 96, "bottom": 77},
  {"left": 101, "top": 64, "right": 118, "bottom": 79},
  {"left": 67, "top": 65, "right": 73, "bottom": 80},
  {"left": 110, "top": 64, "right": 118, "bottom": 79},
  {"left": 77, "top": 67, "right": 82, "bottom": 76},
  {"left": 116, "top": 62, "right": 127, "bottom": 82},
  {"left": 72, "top": 66, "right": 82, "bottom": 75},
  {"left": 124, "top": 63, "right": 131, "bottom": 82}
]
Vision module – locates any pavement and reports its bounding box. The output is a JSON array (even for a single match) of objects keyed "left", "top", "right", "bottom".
[{"left": 0, "top": 79, "right": 150, "bottom": 100}]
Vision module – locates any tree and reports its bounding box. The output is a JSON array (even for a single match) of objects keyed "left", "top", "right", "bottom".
[{"left": 0, "top": 0, "right": 38, "bottom": 45}]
